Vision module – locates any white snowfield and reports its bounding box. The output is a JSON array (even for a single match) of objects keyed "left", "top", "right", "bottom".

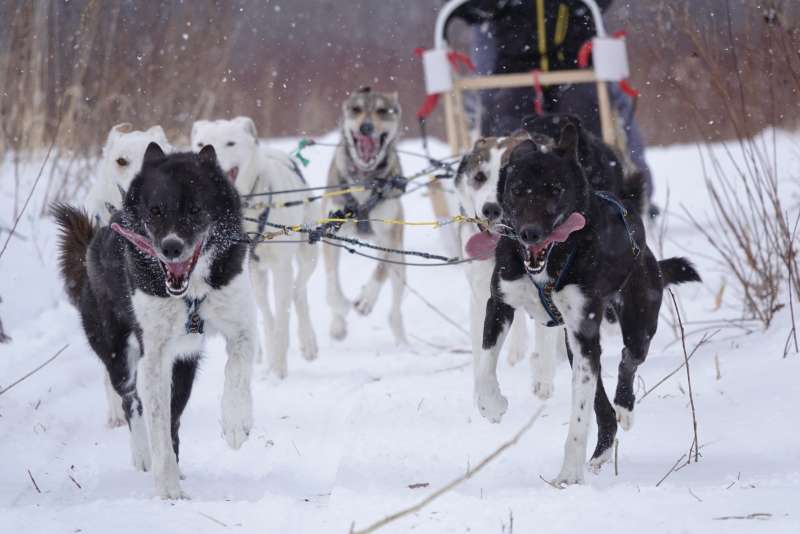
[{"left": 1, "top": 133, "right": 799, "bottom": 533}]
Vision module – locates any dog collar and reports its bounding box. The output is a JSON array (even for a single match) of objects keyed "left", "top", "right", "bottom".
[
  {"left": 184, "top": 296, "right": 206, "bottom": 334},
  {"left": 524, "top": 245, "right": 576, "bottom": 328}
]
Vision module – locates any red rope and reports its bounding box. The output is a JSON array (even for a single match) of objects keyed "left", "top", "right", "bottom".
[{"left": 414, "top": 48, "right": 476, "bottom": 120}]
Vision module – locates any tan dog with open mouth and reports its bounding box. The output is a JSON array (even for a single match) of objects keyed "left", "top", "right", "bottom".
[{"left": 323, "top": 87, "right": 408, "bottom": 345}]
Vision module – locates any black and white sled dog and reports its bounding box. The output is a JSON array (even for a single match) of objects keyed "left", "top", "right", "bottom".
[
  {"left": 191, "top": 117, "right": 320, "bottom": 379},
  {"left": 54, "top": 143, "right": 257, "bottom": 499},
  {"left": 323, "top": 87, "right": 407, "bottom": 345},
  {"left": 456, "top": 132, "right": 563, "bottom": 404},
  {"left": 84, "top": 122, "right": 173, "bottom": 429},
  {"left": 476, "top": 121, "right": 700, "bottom": 485}
]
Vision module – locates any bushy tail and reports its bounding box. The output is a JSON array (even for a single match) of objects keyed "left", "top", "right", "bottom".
[
  {"left": 51, "top": 203, "right": 95, "bottom": 306},
  {"left": 622, "top": 171, "right": 646, "bottom": 216},
  {"left": 659, "top": 257, "right": 701, "bottom": 286}
]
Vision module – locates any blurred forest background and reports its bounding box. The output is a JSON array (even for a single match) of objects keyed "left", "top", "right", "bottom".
[{"left": 1, "top": 0, "right": 800, "bottom": 153}]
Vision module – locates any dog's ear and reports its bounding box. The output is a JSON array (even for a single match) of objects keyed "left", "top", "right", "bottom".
[
  {"left": 555, "top": 123, "right": 579, "bottom": 160},
  {"left": 146, "top": 125, "right": 167, "bottom": 141},
  {"left": 111, "top": 122, "right": 133, "bottom": 136},
  {"left": 234, "top": 116, "right": 258, "bottom": 140},
  {"left": 198, "top": 144, "right": 218, "bottom": 166},
  {"left": 143, "top": 142, "right": 166, "bottom": 167}
]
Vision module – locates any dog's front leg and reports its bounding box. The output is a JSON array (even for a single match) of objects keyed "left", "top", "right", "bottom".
[
  {"left": 530, "top": 323, "right": 561, "bottom": 400},
  {"left": 506, "top": 310, "right": 529, "bottom": 366},
  {"left": 267, "top": 257, "right": 293, "bottom": 379},
  {"left": 475, "top": 296, "right": 514, "bottom": 423},
  {"left": 323, "top": 234, "right": 350, "bottom": 340},
  {"left": 249, "top": 261, "right": 272, "bottom": 364},
  {"left": 140, "top": 344, "right": 184, "bottom": 499},
  {"left": 556, "top": 298, "right": 604, "bottom": 486}
]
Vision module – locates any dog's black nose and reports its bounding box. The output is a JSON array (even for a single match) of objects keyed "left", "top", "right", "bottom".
[
  {"left": 519, "top": 224, "right": 545, "bottom": 244},
  {"left": 161, "top": 238, "right": 184, "bottom": 260},
  {"left": 359, "top": 122, "right": 374, "bottom": 136},
  {"left": 481, "top": 203, "right": 502, "bottom": 221}
]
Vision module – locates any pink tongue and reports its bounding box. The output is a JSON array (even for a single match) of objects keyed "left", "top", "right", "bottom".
[
  {"left": 530, "top": 212, "right": 586, "bottom": 254},
  {"left": 356, "top": 135, "right": 376, "bottom": 160},
  {"left": 111, "top": 223, "right": 157, "bottom": 257},
  {"left": 465, "top": 231, "right": 500, "bottom": 260},
  {"left": 227, "top": 167, "right": 239, "bottom": 183},
  {"left": 165, "top": 259, "right": 192, "bottom": 277}
]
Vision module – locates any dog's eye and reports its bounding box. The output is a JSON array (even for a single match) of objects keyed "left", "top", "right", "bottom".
[
  {"left": 474, "top": 172, "right": 488, "bottom": 184},
  {"left": 197, "top": 143, "right": 204, "bottom": 148},
  {"left": 116, "top": 157, "right": 129, "bottom": 167},
  {"left": 150, "top": 206, "right": 162, "bottom": 216},
  {"left": 376, "top": 107, "right": 392, "bottom": 116},
  {"left": 550, "top": 187, "right": 564, "bottom": 196},
  {"left": 189, "top": 206, "right": 201, "bottom": 215},
  {"left": 226, "top": 141, "right": 235, "bottom": 147},
  {"left": 350, "top": 105, "right": 363, "bottom": 114}
]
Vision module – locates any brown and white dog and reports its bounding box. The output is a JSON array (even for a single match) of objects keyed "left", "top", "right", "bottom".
[{"left": 323, "top": 88, "right": 407, "bottom": 345}]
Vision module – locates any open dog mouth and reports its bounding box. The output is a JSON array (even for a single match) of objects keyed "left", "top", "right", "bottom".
[
  {"left": 226, "top": 166, "right": 239, "bottom": 183},
  {"left": 523, "top": 212, "right": 586, "bottom": 274},
  {"left": 351, "top": 131, "right": 387, "bottom": 166},
  {"left": 111, "top": 223, "right": 204, "bottom": 297}
]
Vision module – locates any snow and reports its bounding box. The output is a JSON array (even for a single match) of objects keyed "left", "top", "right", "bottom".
[{"left": 1, "top": 133, "right": 799, "bottom": 533}]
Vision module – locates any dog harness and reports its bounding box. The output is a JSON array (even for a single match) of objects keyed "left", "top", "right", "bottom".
[
  {"left": 184, "top": 296, "right": 206, "bottom": 335},
  {"left": 524, "top": 190, "right": 640, "bottom": 327},
  {"left": 339, "top": 174, "right": 408, "bottom": 234}
]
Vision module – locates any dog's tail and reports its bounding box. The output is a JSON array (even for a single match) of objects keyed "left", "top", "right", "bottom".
[
  {"left": 659, "top": 257, "right": 701, "bottom": 286},
  {"left": 51, "top": 202, "right": 96, "bottom": 306},
  {"left": 622, "top": 171, "right": 646, "bottom": 216}
]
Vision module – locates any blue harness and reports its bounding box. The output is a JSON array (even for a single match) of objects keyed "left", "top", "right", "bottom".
[
  {"left": 526, "top": 190, "right": 640, "bottom": 327},
  {"left": 184, "top": 296, "right": 206, "bottom": 334}
]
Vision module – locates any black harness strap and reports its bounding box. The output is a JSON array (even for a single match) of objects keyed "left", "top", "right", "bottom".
[
  {"left": 340, "top": 174, "right": 408, "bottom": 235},
  {"left": 184, "top": 296, "right": 207, "bottom": 335}
]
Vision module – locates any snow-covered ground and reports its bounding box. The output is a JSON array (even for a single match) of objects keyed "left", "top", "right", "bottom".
[{"left": 1, "top": 132, "right": 799, "bottom": 533}]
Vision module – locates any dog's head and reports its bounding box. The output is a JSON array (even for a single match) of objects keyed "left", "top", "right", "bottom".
[
  {"left": 457, "top": 133, "right": 529, "bottom": 260},
  {"left": 191, "top": 116, "right": 259, "bottom": 193},
  {"left": 341, "top": 87, "right": 401, "bottom": 171},
  {"left": 116, "top": 143, "right": 241, "bottom": 297},
  {"left": 101, "top": 123, "right": 170, "bottom": 192},
  {"left": 501, "top": 123, "right": 589, "bottom": 273}
]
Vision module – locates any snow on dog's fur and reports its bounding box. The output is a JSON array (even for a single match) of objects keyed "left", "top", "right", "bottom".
[
  {"left": 53, "top": 143, "right": 257, "bottom": 499},
  {"left": 455, "top": 134, "right": 563, "bottom": 405},
  {"left": 86, "top": 123, "right": 171, "bottom": 225},
  {"left": 191, "top": 117, "right": 320, "bottom": 379}
]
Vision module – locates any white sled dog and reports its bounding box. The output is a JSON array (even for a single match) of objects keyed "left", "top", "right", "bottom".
[
  {"left": 86, "top": 123, "right": 171, "bottom": 225},
  {"left": 455, "top": 134, "right": 563, "bottom": 408},
  {"left": 323, "top": 88, "right": 408, "bottom": 345},
  {"left": 85, "top": 122, "right": 172, "bottom": 428},
  {"left": 191, "top": 117, "right": 320, "bottom": 378}
]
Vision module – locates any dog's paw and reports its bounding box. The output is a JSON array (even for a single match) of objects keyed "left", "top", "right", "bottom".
[
  {"left": 330, "top": 316, "right": 347, "bottom": 341},
  {"left": 506, "top": 347, "right": 526, "bottom": 367},
  {"left": 269, "top": 359, "right": 288, "bottom": 380},
  {"left": 475, "top": 382, "right": 508, "bottom": 423},
  {"left": 532, "top": 378, "right": 554, "bottom": 400},
  {"left": 354, "top": 295, "right": 377, "bottom": 316},
  {"left": 130, "top": 446, "right": 151, "bottom": 472},
  {"left": 221, "top": 393, "right": 253, "bottom": 450},
  {"left": 157, "top": 481, "right": 189, "bottom": 500},
  {"left": 615, "top": 404, "right": 634, "bottom": 431},
  {"left": 299, "top": 333, "right": 319, "bottom": 362},
  {"left": 588, "top": 446, "right": 614, "bottom": 474},
  {"left": 554, "top": 468, "right": 584, "bottom": 487},
  {"left": 107, "top": 412, "right": 127, "bottom": 429}
]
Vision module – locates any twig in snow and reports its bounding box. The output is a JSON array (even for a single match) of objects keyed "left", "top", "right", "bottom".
[
  {"left": 68, "top": 474, "right": 82, "bottom": 489},
  {"left": 714, "top": 354, "right": 721, "bottom": 380},
  {"left": 713, "top": 513, "right": 771, "bottom": 521},
  {"left": 349, "top": 406, "right": 546, "bottom": 534},
  {"left": 655, "top": 453, "right": 687, "bottom": 487},
  {"left": 638, "top": 331, "right": 718, "bottom": 403},
  {"left": 668, "top": 289, "right": 700, "bottom": 463},
  {"left": 197, "top": 512, "right": 228, "bottom": 527},
  {"left": 27, "top": 469, "right": 41, "bottom": 493},
  {"left": 0, "top": 108, "right": 63, "bottom": 262},
  {"left": 0, "top": 344, "right": 70, "bottom": 397},
  {"left": 688, "top": 488, "right": 703, "bottom": 502},
  {"left": 408, "top": 482, "right": 429, "bottom": 490},
  {"left": 537, "top": 474, "right": 563, "bottom": 490}
]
